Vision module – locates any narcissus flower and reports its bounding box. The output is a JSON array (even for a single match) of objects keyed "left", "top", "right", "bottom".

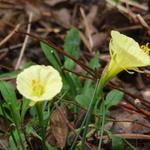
[
  {"left": 100, "top": 30, "right": 150, "bottom": 86},
  {"left": 17, "top": 65, "right": 62, "bottom": 105}
]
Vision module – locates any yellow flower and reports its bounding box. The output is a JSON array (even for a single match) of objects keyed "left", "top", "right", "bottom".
[
  {"left": 101, "top": 30, "right": 150, "bottom": 84},
  {"left": 17, "top": 65, "right": 63, "bottom": 105}
]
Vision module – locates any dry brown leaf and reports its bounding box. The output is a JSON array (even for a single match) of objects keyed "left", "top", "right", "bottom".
[
  {"left": 47, "top": 106, "right": 68, "bottom": 149},
  {"left": 52, "top": 8, "right": 71, "bottom": 28},
  {"left": 92, "top": 32, "right": 107, "bottom": 49},
  {"left": 110, "top": 109, "right": 150, "bottom": 134}
]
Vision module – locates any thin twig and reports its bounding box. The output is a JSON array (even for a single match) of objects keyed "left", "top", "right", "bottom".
[
  {"left": 106, "top": 0, "right": 137, "bottom": 22},
  {"left": 0, "top": 43, "right": 22, "bottom": 53},
  {"left": 136, "top": 14, "right": 150, "bottom": 31},
  {"left": 103, "top": 133, "right": 150, "bottom": 140},
  {"left": 109, "top": 82, "right": 150, "bottom": 105},
  {"left": 80, "top": 31, "right": 92, "bottom": 53},
  {"left": 80, "top": 7, "right": 93, "bottom": 52},
  {"left": 15, "top": 12, "right": 33, "bottom": 70},
  {"left": 120, "top": 0, "right": 148, "bottom": 11},
  {"left": 0, "top": 76, "right": 16, "bottom": 81},
  {"left": 120, "top": 101, "right": 150, "bottom": 117},
  {"left": 63, "top": 67, "right": 96, "bottom": 81},
  {"left": 0, "top": 24, "right": 21, "bottom": 47}
]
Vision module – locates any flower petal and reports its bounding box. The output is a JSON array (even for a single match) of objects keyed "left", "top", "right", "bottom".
[{"left": 110, "top": 31, "right": 150, "bottom": 69}]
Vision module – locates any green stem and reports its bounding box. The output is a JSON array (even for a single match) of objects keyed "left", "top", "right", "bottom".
[
  {"left": 16, "top": 127, "right": 25, "bottom": 150},
  {"left": 10, "top": 131, "right": 19, "bottom": 150},
  {"left": 80, "top": 79, "right": 105, "bottom": 150},
  {"left": 35, "top": 102, "right": 47, "bottom": 150},
  {"left": 98, "top": 100, "right": 105, "bottom": 150}
]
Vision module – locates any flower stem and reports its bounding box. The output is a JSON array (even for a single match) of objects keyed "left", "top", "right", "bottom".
[
  {"left": 80, "top": 78, "right": 105, "bottom": 150},
  {"left": 35, "top": 102, "right": 47, "bottom": 150},
  {"left": 98, "top": 100, "right": 105, "bottom": 150}
]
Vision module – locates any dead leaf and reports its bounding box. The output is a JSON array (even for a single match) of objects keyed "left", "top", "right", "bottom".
[
  {"left": 92, "top": 32, "right": 107, "bottom": 49},
  {"left": 52, "top": 8, "right": 71, "bottom": 28},
  {"left": 110, "top": 109, "right": 150, "bottom": 134},
  {"left": 47, "top": 106, "right": 68, "bottom": 149}
]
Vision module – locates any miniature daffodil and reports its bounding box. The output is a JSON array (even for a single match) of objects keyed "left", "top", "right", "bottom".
[
  {"left": 17, "top": 65, "right": 62, "bottom": 105},
  {"left": 100, "top": 30, "right": 150, "bottom": 86}
]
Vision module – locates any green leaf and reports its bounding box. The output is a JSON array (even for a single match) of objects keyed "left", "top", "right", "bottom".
[
  {"left": 9, "top": 135, "right": 17, "bottom": 150},
  {"left": 76, "top": 87, "right": 94, "bottom": 108},
  {"left": 64, "top": 28, "right": 80, "bottom": 69},
  {"left": 40, "top": 42, "right": 62, "bottom": 72},
  {"left": 76, "top": 95, "right": 90, "bottom": 108},
  {"left": 88, "top": 51, "right": 101, "bottom": 69},
  {"left": 111, "top": 136, "right": 124, "bottom": 150},
  {"left": 0, "top": 81, "right": 21, "bottom": 125},
  {"left": 0, "top": 71, "right": 19, "bottom": 78},
  {"left": 105, "top": 89, "right": 124, "bottom": 110},
  {"left": 21, "top": 97, "right": 30, "bottom": 122},
  {"left": 0, "top": 103, "right": 13, "bottom": 122},
  {"left": 23, "top": 61, "right": 36, "bottom": 69},
  {"left": 82, "top": 52, "right": 101, "bottom": 94},
  {"left": 9, "top": 130, "right": 25, "bottom": 150}
]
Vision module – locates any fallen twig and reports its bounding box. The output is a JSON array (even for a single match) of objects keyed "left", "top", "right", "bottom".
[{"left": 15, "top": 12, "right": 33, "bottom": 70}]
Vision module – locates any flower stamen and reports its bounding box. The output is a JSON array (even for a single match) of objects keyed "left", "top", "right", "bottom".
[
  {"left": 141, "top": 42, "right": 150, "bottom": 55},
  {"left": 31, "top": 80, "right": 44, "bottom": 97}
]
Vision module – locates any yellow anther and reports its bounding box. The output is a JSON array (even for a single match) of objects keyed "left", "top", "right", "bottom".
[
  {"left": 31, "top": 80, "right": 44, "bottom": 97},
  {"left": 141, "top": 42, "right": 150, "bottom": 55}
]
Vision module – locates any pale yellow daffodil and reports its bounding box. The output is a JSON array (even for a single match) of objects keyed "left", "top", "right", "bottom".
[
  {"left": 17, "top": 65, "right": 63, "bottom": 106},
  {"left": 100, "top": 30, "right": 150, "bottom": 86},
  {"left": 96, "top": 30, "right": 150, "bottom": 95}
]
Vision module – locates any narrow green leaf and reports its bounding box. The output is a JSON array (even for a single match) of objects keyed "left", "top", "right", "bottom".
[
  {"left": 20, "top": 97, "right": 30, "bottom": 122},
  {"left": 40, "top": 42, "right": 62, "bottom": 72},
  {"left": 64, "top": 28, "right": 80, "bottom": 69},
  {"left": 0, "top": 103, "right": 13, "bottom": 122},
  {"left": 111, "top": 136, "right": 124, "bottom": 150},
  {"left": 0, "top": 81, "right": 21, "bottom": 125},
  {"left": 9, "top": 130, "right": 25, "bottom": 150},
  {"left": 105, "top": 89, "right": 124, "bottom": 110},
  {"left": 9, "top": 135, "right": 18, "bottom": 150},
  {"left": 0, "top": 71, "right": 19, "bottom": 78}
]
